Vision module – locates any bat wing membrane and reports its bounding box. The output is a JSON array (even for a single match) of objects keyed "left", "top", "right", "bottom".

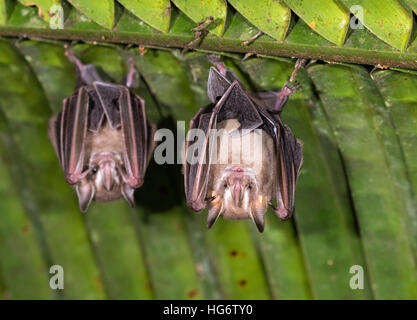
[
  {"left": 207, "top": 67, "right": 231, "bottom": 103},
  {"left": 118, "top": 87, "right": 148, "bottom": 188},
  {"left": 185, "top": 81, "right": 264, "bottom": 211},
  {"left": 252, "top": 98, "right": 303, "bottom": 219},
  {"left": 94, "top": 82, "right": 122, "bottom": 130},
  {"left": 60, "top": 87, "right": 90, "bottom": 184},
  {"left": 48, "top": 109, "right": 63, "bottom": 166}
]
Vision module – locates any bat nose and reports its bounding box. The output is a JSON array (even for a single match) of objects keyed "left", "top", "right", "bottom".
[
  {"left": 101, "top": 162, "right": 114, "bottom": 191},
  {"left": 232, "top": 182, "right": 244, "bottom": 207}
]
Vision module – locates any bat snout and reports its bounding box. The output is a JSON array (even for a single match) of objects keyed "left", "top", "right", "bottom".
[
  {"left": 100, "top": 161, "right": 115, "bottom": 192},
  {"left": 224, "top": 173, "right": 254, "bottom": 208}
]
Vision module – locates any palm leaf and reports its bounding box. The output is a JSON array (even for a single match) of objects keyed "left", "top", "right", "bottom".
[{"left": 0, "top": 1, "right": 417, "bottom": 300}]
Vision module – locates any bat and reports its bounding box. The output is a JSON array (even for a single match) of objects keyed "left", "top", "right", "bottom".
[
  {"left": 184, "top": 56, "right": 304, "bottom": 232},
  {"left": 48, "top": 50, "right": 155, "bottom": 212}
]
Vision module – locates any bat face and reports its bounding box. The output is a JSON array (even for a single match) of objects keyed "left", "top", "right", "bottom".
[
  {"left": 48, "top": 51, "right": 155, "bottom": 212},
  {"left": 205, "top": 119, "right": 276, "bottom": 229},
  {"left": 184, "top": 56, "right": 304, "bottom": 232},
  {"left": 79, "top": 123, "right": 125, "bottom": 203}
]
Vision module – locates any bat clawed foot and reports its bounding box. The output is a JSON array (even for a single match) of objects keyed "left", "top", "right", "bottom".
[
  {"left": 65, "top": 48, "right": 84, "bottom": 71},
  {"left": 280, "top": 79, "right": 302, "bottom": 97}
]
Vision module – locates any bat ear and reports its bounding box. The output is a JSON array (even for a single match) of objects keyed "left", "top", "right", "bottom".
[
  {"left": 207, "top": 204, "right": 222, "bottom": 228},
  {"left": 250, "top": 203, "right": 266, "bottom": 233},
  {"left": 76, "top": 181, "right": 95, "bottom": 212},
  {"left": 121, "top": 183, "right": 136, "bottom": 208}
]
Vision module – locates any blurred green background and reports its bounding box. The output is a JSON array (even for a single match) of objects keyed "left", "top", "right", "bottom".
[
  {"left": 1, "top": 39, "right": 417, "bottom": 299},
  {"left": 1, "top": 0, "right": 417, "bottom": 300}
]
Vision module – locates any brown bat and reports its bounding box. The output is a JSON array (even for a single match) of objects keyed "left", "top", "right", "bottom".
[
  {"left": 48, "top": 50, "right": 155, "bottom": 212},
  {"left": 184, "top": 56, "right": 304, "bottom": 232}
]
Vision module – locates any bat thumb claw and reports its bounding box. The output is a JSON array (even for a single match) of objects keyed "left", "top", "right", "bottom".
[{"left": 274, "top": 207, "right": 292, "bottom": 220}]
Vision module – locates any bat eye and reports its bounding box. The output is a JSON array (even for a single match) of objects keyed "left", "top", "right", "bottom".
[
  {"left": 223, "top": 183, "right": 227, "bottom": 188},
  {"left": 92, "top": 167, "right": 98, "bottom": 174}
]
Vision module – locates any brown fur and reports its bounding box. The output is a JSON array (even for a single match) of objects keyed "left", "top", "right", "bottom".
[{"left": 206, "top": 119, "right": 277, "bottom": 220}]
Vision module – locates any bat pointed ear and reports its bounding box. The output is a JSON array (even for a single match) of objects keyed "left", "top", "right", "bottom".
[
  {"left": 76, "top": 182, "right": 95, "bottom": 212},
  {"left": 207, "top": 205, "right": 222, "bottom": 229},
  {"left": 249, "top": 208, "right": 265, "bottom": 233},
  {"left": 253, "top": 214, "right": 265, "bottom": 233},
  {"left": 121, "top": 183, "right": 136, "bottom": 208}
]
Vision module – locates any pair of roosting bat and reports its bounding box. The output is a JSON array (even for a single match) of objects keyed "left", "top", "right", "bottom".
[{"left": 48, "top": 52, "right": 303, "bottom": 232}]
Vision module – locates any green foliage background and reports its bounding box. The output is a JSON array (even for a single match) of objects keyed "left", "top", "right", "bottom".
[{"left": 0, "top": 0, "right": 417, "bottom": 300}]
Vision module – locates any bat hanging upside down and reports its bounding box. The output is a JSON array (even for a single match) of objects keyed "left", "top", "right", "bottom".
[
  {"left": 184, "top": 56, "right": 305, "bottom": 232},
  {"left": 48, "top": 50, "right": 155, "bottom": 212}
]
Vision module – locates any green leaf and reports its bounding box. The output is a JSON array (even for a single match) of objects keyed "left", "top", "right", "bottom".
[
  {"left": 0, "top": 39, "right": 106, "bottom": 299},
  {"left": 0, "top": 111, "right": 53, "bottom": 299},
  {"left": 133, "top": 49, "right": 199, "bottom": 122},
  {"left": 309, "top": 63, "right": 417, "bottom": 298},
  {"left": 228, "top": 0, "right": 291, "bottom": 40},
  {"left": 242, "top": 57, "right": 372, "bottom": 299},
  {"left": 282, "top": 0, "right": 349, "bottom": 45},
  {"left": 223, "top": 11, "right": 269, "bottom": 41},
  {"left": 117, "top": 0, "right": 171, "bottom": 33},
  {"left": 17, "top": 0, "right": 61, "bottom": 23},
  {"left": 205, "top": 221, "right": 270, "bottom": 299},
  {"left": 0, "top": 1, "right": 5, "bottom": 25},
  {"left": 171, "top": 0, "right": 228, "bottom": 36},
  {"left": 403, "top": 0, "right": 417, "bottom": 14},
  {"left": 66, "top": 0, "right": 114, "bottom": 29},
  {"left": 0, "top": 0, "right": 14, "bottom": 25},
  {"left": 16, "top": 40, "right": 76, "bottom": 110},
  {"left": 341, "top": 0, "right": 413, "bottom": 51},
  {"left": 372, "top": 69, "right": 417, "bottom": 252},
  {"left": 255, "top": 214, "right": 312, "bottom": 299},
  {"left": 85, "top": 202, "right": 153, "bottom": 299},
  {"left": 8, "top": 2, "right": 47, "bottom": 28},
  {"left": 135, "top": 204, "right": 203, "bottom": 299}
]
